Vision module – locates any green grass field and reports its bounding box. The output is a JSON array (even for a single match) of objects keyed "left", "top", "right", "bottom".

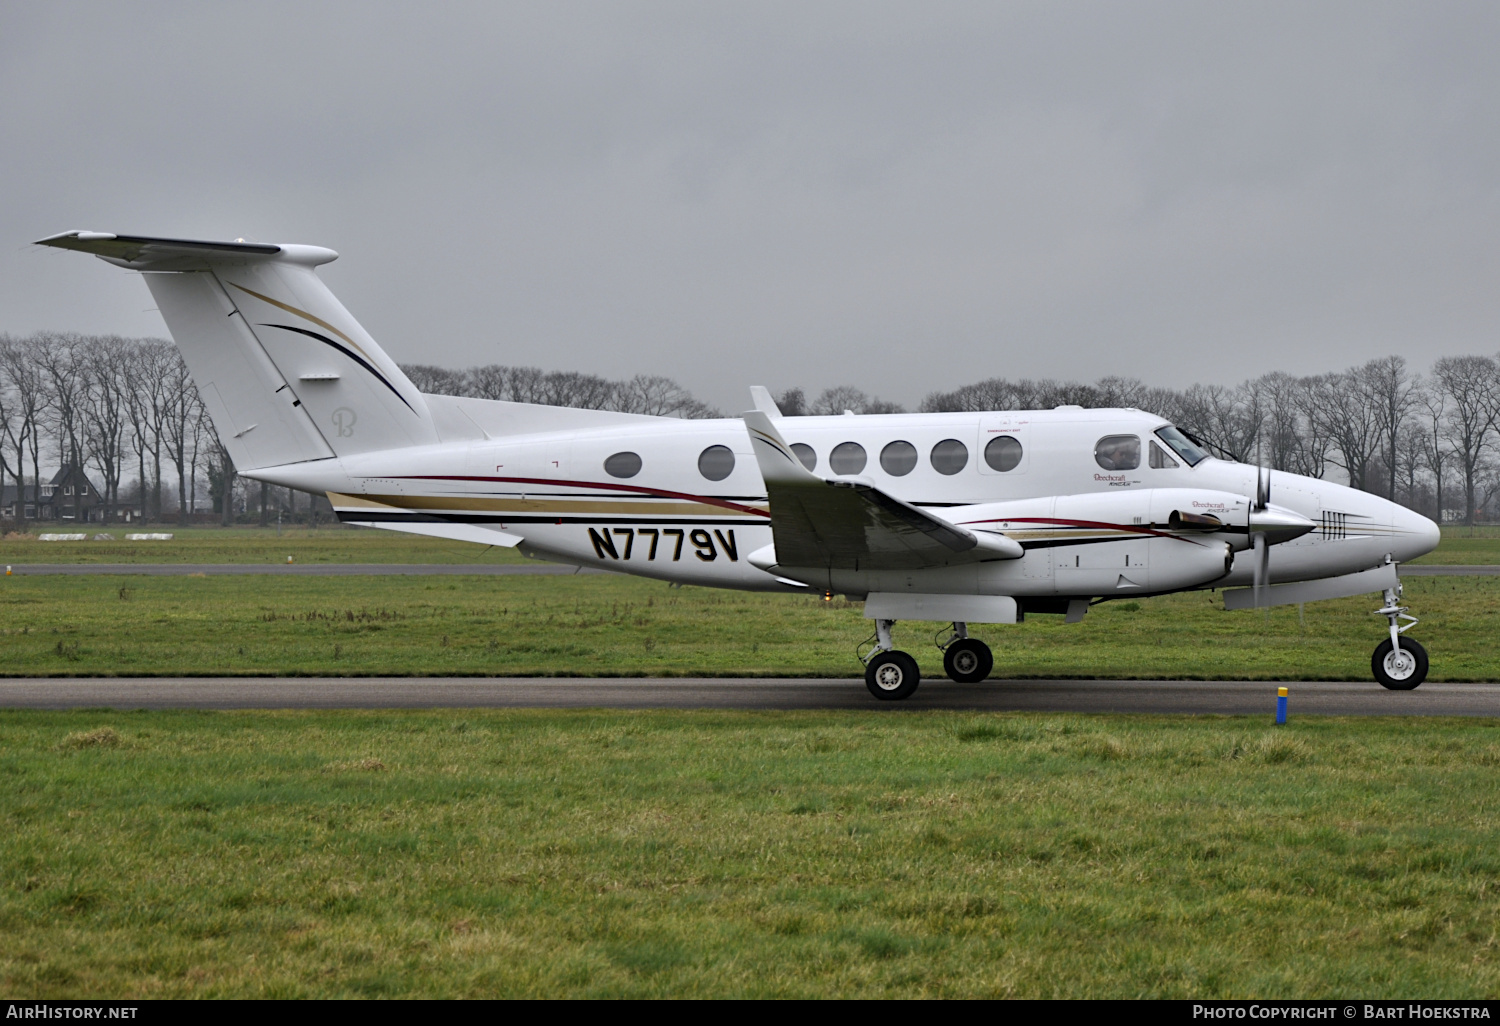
[
  {"left": 3, "top": 528, "right": 1499, "bottom": 998},
  {"left": 0, "top": 525, "right": 527, "bottom": 565},
  {"left": 1, "top": 573, "right": 1497, "bottom": 680},
  {"left": 1412, "top": 526, "right": 1500, "bottom": 565},
  {"left": 1, "top": 521, "right": 1497, "bottom": 680},
  {"left": 3, "top": 709, "right": 1499, "bottom": 997}
]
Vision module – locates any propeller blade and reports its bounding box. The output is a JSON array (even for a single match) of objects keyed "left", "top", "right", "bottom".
[
  {"left": 1254, "top": 465, "right": 1271, "bottom": 510},
  {"left": 1252, "top": 532, "right": 1268, "bottom": 608}
]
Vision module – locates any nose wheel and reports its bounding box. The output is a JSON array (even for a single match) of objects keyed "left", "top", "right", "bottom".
[
  {"left": 1373, "top": 581, "right": 1427, "bottom": 690},
  {"left": 1373, "top": 637, "right": 1427, "bottom": 690}
]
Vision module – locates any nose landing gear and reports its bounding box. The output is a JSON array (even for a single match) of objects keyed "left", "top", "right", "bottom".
[{"left": 1373, "top": 582, "right": 1427, "bottom": 690}]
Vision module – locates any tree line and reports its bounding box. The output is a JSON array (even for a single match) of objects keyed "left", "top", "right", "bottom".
[
  {"left": 0, "top": 332, "right": 227, "bottom": 526},
  {"left": 0, "top": 333, "right": 321, "bottom": 528},
  {"left": 909, "top": 356, "right": 1500, "bottom": 525},
  {"left": 399, "top": 364, "right": 721, "bottom": 418},
  {"left": 6, "top": 332, "right": 1500, "bottom": 526}
]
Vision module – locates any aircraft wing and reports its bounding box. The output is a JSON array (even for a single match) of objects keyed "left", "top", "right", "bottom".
[{"left": 742, "top": 411, "right": 1021, "bottom": 572}]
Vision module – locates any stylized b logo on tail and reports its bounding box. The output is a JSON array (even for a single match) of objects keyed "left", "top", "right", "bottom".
[{"left": 331, "top": 407, "right": 357, "bottom": 437}]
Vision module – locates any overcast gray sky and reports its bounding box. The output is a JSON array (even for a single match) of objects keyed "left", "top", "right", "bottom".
[{"left": 4, "top": 1, "right": 1499, "bottom": 410}]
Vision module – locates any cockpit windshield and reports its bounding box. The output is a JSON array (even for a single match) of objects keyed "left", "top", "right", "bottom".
[{"left": 1155, "top": 425, "right": 1210, "bottom": 467}]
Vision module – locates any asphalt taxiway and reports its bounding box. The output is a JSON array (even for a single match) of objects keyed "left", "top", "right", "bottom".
[
  {"left": 3, "top": 563, "right": 1493, "bottom": 576},
  {"left": 1, "top": 677, "right": 1495, "bottom": 715}
]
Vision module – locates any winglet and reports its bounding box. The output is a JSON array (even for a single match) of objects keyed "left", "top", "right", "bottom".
[
  {"left": 742, "top": 409, "right": 815, "bottom": 486},
  {"left": 748, "top": 386, "right": 782, "bottom": 417}
]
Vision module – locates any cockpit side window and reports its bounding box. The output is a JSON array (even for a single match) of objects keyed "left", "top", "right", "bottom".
[
  {"left": 1149, "top": 439, "right": 1179, "bottom": 469},
  {"left": 1094, "top": 435, "right": 1140, "bottom": 471},
  {"left": 1154, "top": 425, "right": 1209, "bottom": 467}
]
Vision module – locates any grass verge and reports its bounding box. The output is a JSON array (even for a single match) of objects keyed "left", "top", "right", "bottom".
[
  {"left": 2, "top": 709, "right": 1498, "bottom": 997},
  {"left": 0, "top": 526, "right": 527, "bottom": 565},
  {"left": 1, "top": 574, "right": 1497, "bottom": 680}
]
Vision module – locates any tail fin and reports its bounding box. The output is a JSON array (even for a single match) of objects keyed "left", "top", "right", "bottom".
[{"left": 35, "top": 231, "right": 437, "bottom": 471}]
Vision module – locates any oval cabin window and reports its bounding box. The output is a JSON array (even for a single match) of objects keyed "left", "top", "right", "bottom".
[
  {"left": 929, "top": 438, "right": 968, "bottom": 475},
  {"left": 789, "top": 443, "right": 817, "bottom": 471},
  {"left": 880, "top": 440, "right": 917, "bottom": 476},
  {"left": 603, "top": 451, "right": 643, "bottom": 478},
  {"left": 984, "top": 435, "right": 1023, "bottom": 472},
  {"left": 1094, "top": 435, "right": 1140, "bottom": 472},
  {"left": 829, "top": 441, "right": 867, "bottom": 475},
  {"left": 698, "top": 444, "right": 736, "bottom": 482}
]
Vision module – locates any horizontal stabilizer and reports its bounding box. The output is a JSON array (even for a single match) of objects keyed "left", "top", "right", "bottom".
[
  {"left": 357, "top": 520, "right": 524, "bottom": 549},
  {"left": 328, "top": 492, "right": 523, "bottom": 549},
  {"left": 35, "top": 231, "right": 336, "bottom": 271}
]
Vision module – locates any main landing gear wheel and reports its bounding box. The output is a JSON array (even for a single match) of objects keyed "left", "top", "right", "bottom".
[
  {"left": 943, "top": 638, "right": 993, "bottom": 683},
  {"left": 1373, "top": 638, "right": 1428, "bottom": 690},
  {"left": 865, "top": 650, "right": 921, "bottom": 701}
]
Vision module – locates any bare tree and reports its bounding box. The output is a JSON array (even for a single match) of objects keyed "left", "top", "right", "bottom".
[
  {"left": 463, "top": 364, "right": 509, "bottom": 400},
  {"left": 920, "top": 378, "right": 1019, "bottom": 412},
  {"left": 80, "top": 336, "right": 133, "bottom": 521},
  {"left": 1360, "top": 356, "right": 1421, "bottom": 500},
  {"left": 774, "top": 387, "right": 807, "bottom": 416},
  {"left": 1256, "top": 372, "right": 1306, "bottom": 473},
  {"left": 1176, "top": 383, "right": 1258, "bottom": 461},
  {"left": 612, "top": 375, "right": 698, "bottom": 416},
  {"left": 0, "top": 337, "right": 47, "bottom": 525},
  {"left": 121, "top": 341, "right": 174, "bottom": 521},
  {"left": 1094, "top": 376, "right": 1150, "bottom": 409},
  {"left": 0, "top": 335, "right": 19, "bottom": 522},
  {"left": 812, "top": 385, "right": 870, "bottom": 416},
  {"left": 540, "top": 371, "right": 615, "bottom": 409},
  {"left": 1432, "top": 355, "right": 1500, "bottom": 525},
  {"left": 158, "top": 349, "right": 199, "bottom": 526},
  {"left": 1394, "top": 416, "right": 1429, "bottom": 512},
  {"left": 1308, "top": 370, "right": 1383, "bottom": 490},
  {"left": 1416, "top": 381, "right": 1450, "bottom": 522},
  {"left": 402, "top": 363, "right": 466, "bottom": 394},
  {"left": 34, "top": 334, "right": 87, "bottom": 498}
]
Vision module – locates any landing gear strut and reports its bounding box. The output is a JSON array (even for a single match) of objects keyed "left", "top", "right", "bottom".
[
  {"left": 1373, "top": 581, "right": 1427, "bottom": 690},
  {"left": 861, "top": 618, "right": 921, "bottom": 700},
  {"left": 937, "top": 622, "right": 993, "bottom": 683}
]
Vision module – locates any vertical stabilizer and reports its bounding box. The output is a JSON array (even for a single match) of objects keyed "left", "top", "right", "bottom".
[{"left": 35, "top": 231, "right": 438, "bottom": 471}]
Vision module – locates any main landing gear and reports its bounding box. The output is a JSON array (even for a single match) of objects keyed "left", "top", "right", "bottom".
[
  {"left": 860, "top": 620, "right": 994, "bottom": 700},
  {"left": 861, "top": 619, "right": 921, "bottom": 700},
  {"left": 1373, "top": 582, "right": 1427, "bottom": 690},
  {"left": 938, "top": 622, "right": 993, "bottom": 683}
]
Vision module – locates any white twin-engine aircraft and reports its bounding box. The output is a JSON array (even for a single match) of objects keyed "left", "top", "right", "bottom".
[{"left": 39, "top": 231, "right": 1443, "bottom": 700}]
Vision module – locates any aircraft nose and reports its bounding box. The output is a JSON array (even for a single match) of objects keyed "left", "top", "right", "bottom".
[{"left": 1391, "top": 504, "right": 1441, "bottom": 561}]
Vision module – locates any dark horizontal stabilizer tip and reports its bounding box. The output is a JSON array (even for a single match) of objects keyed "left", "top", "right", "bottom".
[{"left": 34, "top": 231, "right": 335, "bottom": 271}]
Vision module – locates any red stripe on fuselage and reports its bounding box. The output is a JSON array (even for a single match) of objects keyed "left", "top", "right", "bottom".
[{"left": 960, "top": 516, "right": 1194, "bottom": 542}]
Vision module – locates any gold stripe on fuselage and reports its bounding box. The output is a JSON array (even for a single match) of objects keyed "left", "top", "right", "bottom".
[{"left": 327, "top": 491, "right": 767, "bottom": 518}]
